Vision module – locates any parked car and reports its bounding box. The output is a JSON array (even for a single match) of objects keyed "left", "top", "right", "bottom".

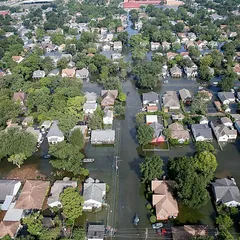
[
  {"left": 156, "top": 228, "right": 167, "bottom": 236},
  {"left": 152, "top": 222, "right": 163, "bottom": 229},
  {"left": 163, "top": 80, "right": 169, "bottom": 84},
  {"left": 133, "top": 213, "right": 140, "bottom": 225}
]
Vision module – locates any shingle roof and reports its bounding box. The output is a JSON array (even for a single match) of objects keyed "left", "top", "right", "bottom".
[
  {"left": 0, "top": 221, "right": 20, "bottom": 238},
  {"left": 142, "top": 91, "right": 159, "bottom": 103},
  {"left": 191, "top": 124, "right": 213, "bottom": 140},
  {"left": 149, "top": 122, "right": 164, "bottom": 138},
  {"left": 0, "top": 180, "right": 21, "bottom": 202},
  {"left": 179, "top": 88, "right": 191, "bottom": 101},
  {"left": 87, "top": 224, "right": 105, "bottom": 239},
  {"left": 91, "top": 130, "right": 115, "bottom": 143},
  {"left": 46, "top": 121, "right": 64, "bottom": 138}
]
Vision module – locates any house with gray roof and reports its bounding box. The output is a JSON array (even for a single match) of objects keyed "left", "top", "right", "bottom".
[
  {"left": 48, "top": 69, "right": 60, "bottom": 76},
  {"left": 76, "top": 68, "right": 90, "bottom": 80},
  {"left": 32, "top": 70, "right": 45, "bottom": 79},
  {"left": 211, "top": 122, "right": 237, "bottom": 142},
  {"left": 85, "top": 92, "right": 97, "bottom": 103},
  {"left": 162, "top": 91, "right": 180, "bottom": 112},
  {"left": 26, "top": 127, "right": 43, "bottom": 144},
  {"left": 191, "top": 124, "right": 213, "bottom": 142},
  {"left": 103, "top": 109, "right": 114, "bottom": 125},
  {"left": 142, "top": 91, "right": 159, "bottom": 105},
  {"left": 83, "top": 103, "right": 97, "bottom": 114},
  {"left": 184, "top": 66, "right": 198, "bottom": 78},
  {"left": 0, "top": 180, "right": 21, "bottom": 211},
  {"left": 149, "top": 122, "right": 165, "bottom": 142},
  {"left": 83, "top": 177, "right": 106, "bottom": 210},
  {"left": 170, "top": 66, "right": 182, "bottom": 78},
  {"left": 87, "top": 224, "right": 105, "bottom": 240},
  {"left": 179, "top": 88, "right": 192, "bottom": 104},
  {"left": 211, "top": 178, "right": 240, "bottom": 207},
  {"left": 47, "top": 180, "right": 77, "bottom": 208},
  {"left": 218, "top": 92, "right": 235, "bottom": 105},
  {"left": 91, "top": 130, "right": 115, "bottom": 144},
  {"left": 113, "top": 41, "right": 122, "bottom": 51},
  {"left": 46, "top": 121, "right": 64, "bottom": 144}
]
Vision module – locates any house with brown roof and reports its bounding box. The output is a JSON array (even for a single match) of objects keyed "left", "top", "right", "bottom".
[
  {"left": 233, "top": 63, "right": 240, "bottom": 76},
  {"left": 14, "top": 180, "right": 50, "bottom": 210},
  {"left": 168, "top": 122, "right": 190, "bottom": 144},
  {"left": 13, "top": 91, "right": 27, "bottom": 106},
  {"left": 101, "top": 90, "right": 118, "bottom": 107},
  {"left": 61, "top": 69, "right": 76, "bottom": 78},
  {"left": 152, "top": 180, "right": 179, "bottom": 220},
  {"left": 0, "top": 221, "right": 21, "bottom": 238},
  {"left": 167, "top": 52, "right": 177, "bottom": 60},
  {"left": 12, "top": 56, "right": 24, "bottom": 63},
  {"left": 171, "top": 225, "right": 213, "bottom": 240}
]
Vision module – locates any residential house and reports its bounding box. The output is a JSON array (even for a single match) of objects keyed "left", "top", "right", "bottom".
[
  {"left": 162, "top": 65, "right": 168, "bottom": 78},
  {"left": 188, "top": 32, "right": 197, "bottom": 41},
  {"left": 61, "top": 69, "right": 75, "bottom": 78},
  {"left": 83, "top": 103, "right": 97, "bottom": 114},
  {"left": 179, "top": 88, "right": 192, "bottom": 104},
  {"left": 48, "top": 69, "right": 60, "bottom": 76},
  {"left": 198, "top": 90, "right": 213, "bottom": 101},
  {"left": 235, "top": 120, "right": 240, "bottom": 134},
  {"left": 26, "top": 127, "right": 43, "bottom": 144},
  {"left": 47, "top": 180, "right": 77, "bottom": 208},
  {"left": 151, "top": 42, "right": 161, "bottom": 51},
  {"left": 211, "top": 178, "right": 240, "bottom": 207},
  {"left": 142, "top": 91, "right": 159, "bottom": 106},
  {"left": 111, "top": 53, "right": 122, "bottom": 60},
  {"left": 233, "top": 64, "right": 240, "bottom": 76},
  {"left": 91, "top": 130, "right": 115, "bottom": 144},
  {"left": 0, "top": 221, "right": 21, "bottom": 238},
  {"left": 191, "top": 124, "right": 213, "bottom": 142},
  {"left": 171, "top": 113, "right": 184, "bottom": 121},
  {"left": 149, "top": 122, "right": 165, "bottom": 143},
  {"left": 170, "top": 66, "right": 182, "bottom": 78},
  {"left": 83, "top": 177, "right": 106, "bottom": 210},
  {"left": 146, "top": 115, "right": 158, "bottom": 124},
  {"left": 135, "top": 21, "right": 143, "bottom": 30},
  {"left": 14, "top": 180, "right": 50, "bottom": 210},
  {"left": 171, "top": 225, "right": 212, "bottom": 240},
  {"left": 184, "top": 66, "right": 198, "bottom": 78},
  {"left": 12, "top": 56, "right": 24, "bottom": 63},
  {"left": 162, "top": 91, "right": 180, "bottom": 112},
  {"left": 199, "top": 116, "right": 208, "bottom": 125},
  {"left": 41, "top": 120, "right": 52, "bottom": 130},
  {"left": 101, "top": 90, "right": 118, "bottom": 107},
  {"left": 76, "top": 68, "right": 89, "bottom": 80},
  {"left": 162, "top": 41, "right": 171, "bottom": 51},
  {"left": 85, "top": 92, "right": 97, "bottom": 103},
  {"left": 102, "top": 44, "right": 111, "bottom": 51},
  {"left": 87, "top": 224, "right": 105, "bottom": 240},
  {"left": 195, "top": 40, "right": 207, "bottom": 50},
  {"left": 218, "top": 92, "right": 235, "bottom": 105},
  {"left": 32, "top": 70, "right": 45, "bottom": 79},
  {"left": 0, "top": 180, "right": 21, "bottom": 211},
  {"left": 106, "top": 33, "right": 114, "bottom": 41},
  {"left": 71, "top": 125, "right": 88, "bottom": 138},
  {"left": 167, "top": 52, "right": 177, "bottom": 60},
  {"left": 168, "top": 122, "right": 190, "bottom": 144},
  {"left": 152, "top": 180, "right": 179, "bottom": 220},
  {"left": 113, "top": 41, "right": 122, "bottom": 51},
  {"left": 212, "top": 124, "right": 237, "bottom": 141},
  {"left": 46, "top": 121, "right": 64, "bottom": 144},
  {"left": 117, "top": 26, "right": 124, "bottom": 32},
  {"left": 13, "top": 91, "right": 27, "bottom": 106},
  {"left": 103, "top": 109, "right": 114, "bottom": 125},
  {"left": 220, "top": 117, "right": 233, "bottom": 127}
]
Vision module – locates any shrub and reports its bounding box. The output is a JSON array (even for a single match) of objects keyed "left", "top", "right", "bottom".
[
  {"left": 150, "top": 215, "right": 157, "bottom": 223},
  {"left": 146, "top": 203, "right": 152, "bottom": 210}
]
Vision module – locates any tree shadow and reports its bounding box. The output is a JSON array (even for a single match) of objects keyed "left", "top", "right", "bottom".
[
  {"left": 129, "top": 127, "right": 139, "bottom": 144},
  {"left": 128, "top": 157, "right": 144, "bottom": 179}
]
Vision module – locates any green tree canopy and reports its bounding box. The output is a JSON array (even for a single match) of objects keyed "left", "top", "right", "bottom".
[
  {"left": 137, "top": 124, "right": 154, "bottom": 145},
  {"left": 140, "top": 156, "right": 164, "bottom": 183}
]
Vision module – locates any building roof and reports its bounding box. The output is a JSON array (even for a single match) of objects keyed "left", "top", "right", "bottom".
[
  {"left": 211, "top": 178, "right": 240, "bottom": 204},
  {"left": 0, "top": 221, "right": 20, "bottom": 238},
  {"left": 170, "top": 66, "right": 182, "bottom": 75},
  {"left": 171, "top": 225, "right": 210, "bottom": 240},
  {"left": 0, "top": 180, "right": 21, "bottom": 202},
  {"left": 47, "top": 180, "right": 77, "bottom": 206},
  {"left": 46, "top": 121, "right": 64, "bottom": 138},
  {"left": 48, "top": 69, "right": 60, "bottom": 76},
  {"left": 3, "top": 203, "right": 24, "bottom": 221},
  {"left": 152, "top": 180, "right": 179, "bottom": 220},
  {"left": 179, "top": 88, "right": 191, "bottom": 101},
  {"left": 91, "top": 130, "right": 115, "bottom": 143},
  {"left": 218, "top": 92, "right": 235, "bottom": 103},
  {"left": 213, "top": 125, "right": 237, "bottom": 139},
  {"left": 101, "top": 90, "right": 118, "bottom": 99},
  {"left": 87, "top": 224, "right": 105, "bottom": 239},
  {"left": 85, "top": 92, "right": 97, "bottom": 102},
  {"left": 104, "top": 109, "right": 113, "bottom": 118},
  {"left": 220, "top": 117, "right": 232, "bottom": 125},
  {"left": 76, "top": 68, "right": 89, "bottom": 77},
  {"left": 62, "top": 68, "right": 75, "bottom": 77},
  {"left": 163, "top": 91, "right": 180, "bottom": 108},
  {"left": 83, "top": 102, "right": 97, "bottom": 111},
  {"left": 149, "top": 122, "right": 164, "bottom": 138},
  {"left": 142, "top": 91, "right": 159, "bottom": 103},
  {"left": 32, "top": 70, "right": 45, "bottom": 78},
  {"left": 14, "top": 180, "right": 50, "bottom": 210},
  {"left": 169, "top": 123, "right": 190, "bottom": 140},
  {"left": 146, "top": 115, "right": 158, "bottom": 123},
  {"left": 13, "top": 91, "right": 27, "bottom": 102},
  {"left": 191, "top": 124, "right": 213, "bottom": 140},
  {"left": 83, "top": 177, "right": 106, "bottom": 203}
]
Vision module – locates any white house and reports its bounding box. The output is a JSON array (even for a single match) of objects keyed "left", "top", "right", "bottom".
[
  {"left": 151, "top": 42, "right": 160, "bottom": 51},
  {"left": 103, "top": 109, "right": 113, "bottom": 125},
  {"left": 191, "top": 124, "right": 213, "bottom": 142},
  {"left": 83, "top": 177, "right": 106, "bottom": 211},
  {"left": 83, "top": 103, "right": 97, "bottom": 114},
  {"left": 113, "top": 41, "right": 122, "bottom": 51},
  {"left": 0, "top": 180, "right": 21, "bottom": 211},
  {"left": 47, "top": 180, "right": 77, "bottom": 208},
  {"left": 102, "top": 44, "right": 111, "bottom": 51},
  {"left": 46, "top": 121, "right": 64, "bottom": 144},
  {"left": 199, "top": 116, "right": 208, "bottom": 125}
]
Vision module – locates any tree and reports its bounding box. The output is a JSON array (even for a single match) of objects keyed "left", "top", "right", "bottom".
[
  {"left": 219, "top": 76, "right": 234, "bottom": 92},
  {"left": 198, "top": 65, "right": 213, "bottom": 82},
  {"left": 216, "top": 213, "right": 233, "bottom": 229},
  {"left": 200, "top": 55, "right": 213, "bottom": 67},
  {"left": 0, "top": 127, "right": 36, "bottom": 165},
  {"left": 140, "top": 156, "right": 164, "bottom": 183},
  {"left": 60, "top": 187, "right": 84, "bottom": 223},
  {"left": 57, "top": 57, "right": 69, "bottom": 69},
  {"left": 138, "top": 73, "right": 158, "bottom": 89},
  {"left": 137, "top": 124, "right": 154, "bottom": 145},
  {"left": 22, "top": 212, "right": 44, "bottom": 236},
  {"left": 8, "top": 153, "right": 27, "bottom": 168},
  {"left": 118, "top": 92, "right": 127, "bottom": 102},
  {"left": 114, "top": 104, "right": 125, "bottom": 116},
  {"left": 70, "top": 228, "right": 86, "bottom": 240},
  {"left": 88, "top": 108, "right": 103, "bottom": 130},
  {"left": 117, "top": 31, "right": 129, "bottom": 45},
  {"left": 68, "top": 129, "right": 85, "bottom": 149},
  {"left": 195, "top": 142, "right": 215, "bottom": 154},
  {"left": 191, "top": 93, "right": 208, "bottom": 115}
]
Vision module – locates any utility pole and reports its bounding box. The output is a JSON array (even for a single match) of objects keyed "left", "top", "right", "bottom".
[{"left": 145, "top": 228, "right": 148, "bottom": 240}]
